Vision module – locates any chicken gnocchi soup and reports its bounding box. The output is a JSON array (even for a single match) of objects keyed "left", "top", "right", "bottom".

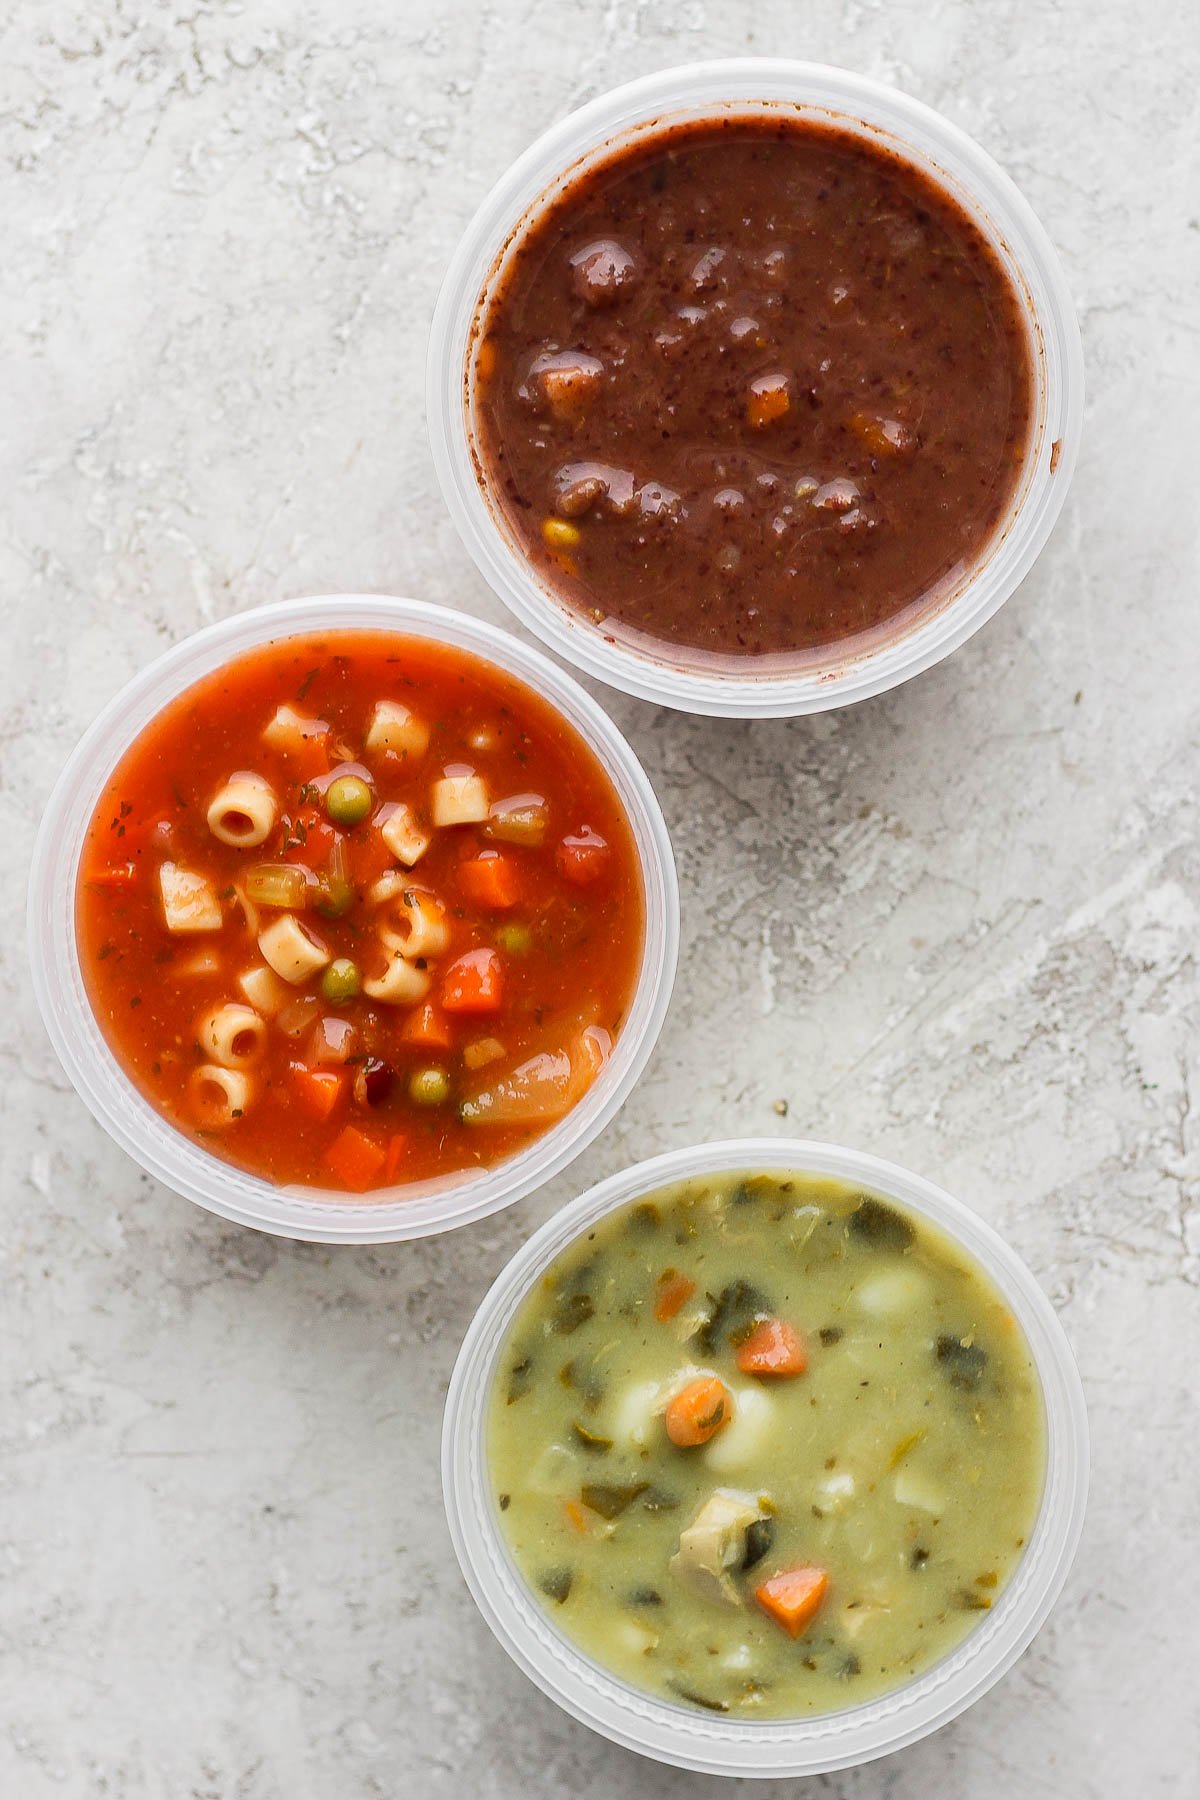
[
  {"left": 77, "top": 631, "right": 643, "bottom": 1191},
  {"left": 488, "top": 1172, "right": 1045, "bottom": 1717}
]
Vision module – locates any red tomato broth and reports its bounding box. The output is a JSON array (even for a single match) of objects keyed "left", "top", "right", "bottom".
[{"left": 77, "top": 631, "right": 645, "bottom": 1192}]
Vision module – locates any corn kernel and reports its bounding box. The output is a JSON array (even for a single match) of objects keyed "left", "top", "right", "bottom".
[{"left": 542, "top": 517, "right": 582, "bottom": 551}]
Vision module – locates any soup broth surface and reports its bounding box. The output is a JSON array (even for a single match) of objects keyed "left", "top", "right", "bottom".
[{"left": 488, "top": 1171, "right": 1045, "bottom": 1717}]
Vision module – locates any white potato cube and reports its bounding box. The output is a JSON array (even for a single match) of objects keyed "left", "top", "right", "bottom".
[
  {"left": 813, "top": 1470, "right": 857, "bottom": 1514},
  {"left": 854, "top": 1268, "right": 931, "bottom": 1319},
  {"left": 611, "top": 1380, "right": 665, "bottom": 1450},
  {"left": 365, "top": 700, "right": 429, "bottom": 759},
  {"left": 431, "top": 771, "right": 489, "bottom": 827},
  {"left": 893, "top": 1465, "right": 948, "bottom": 1516},
  {"left": 702, "top": 1385, "right": 774, "bottom": 1475},
  {"left": 158, "top": 862, "right": 222, "bottom": 933},
  {"left": 261, "top": 704, "right": 327, "bottom": 754}
]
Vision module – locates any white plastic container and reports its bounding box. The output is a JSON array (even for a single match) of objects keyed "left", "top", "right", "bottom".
[
  {"left": 27, "top": 595, "right": 679, "bottom": 1244},
  {"left": 442, "top": 1139, "right": 1089, "bottom": 1777},
  {"left": 428, "top": 60, "right": 1084, "bottom": 717}
]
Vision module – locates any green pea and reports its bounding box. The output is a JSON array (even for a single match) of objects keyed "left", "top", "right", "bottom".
[
  {"left": 409, "top": 1067, "right": 450, "bottom": 1106},
  {"left": 497, "top": 923, "right": 532, "bottom": 956},
  {"left": 325, "top": 774, "right": 372, "bottom": 827},
  {"left": 321, "top": 958, "right": 360, "bottom": 1003}
]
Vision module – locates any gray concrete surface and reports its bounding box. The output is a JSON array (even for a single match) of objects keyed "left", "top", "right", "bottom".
[{"left": 3, "top": 1, "right": 1198, "bottom": 1795}]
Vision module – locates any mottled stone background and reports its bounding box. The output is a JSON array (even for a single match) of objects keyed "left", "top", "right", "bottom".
[{"left": 3, "top": 1, "right": 1197, "bottom": 1795}]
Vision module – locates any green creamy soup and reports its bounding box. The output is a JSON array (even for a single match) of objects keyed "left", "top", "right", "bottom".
[{"left": 487, "top": 1172, "right": 1046, "bottom": 1718}]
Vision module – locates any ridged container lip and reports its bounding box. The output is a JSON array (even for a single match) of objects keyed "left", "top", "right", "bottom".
[
  {"left": 27, "top": 594, "right": 679, "bottom": 1243},
  {"left": 427, "top": 58, "right": 1084, "bottom": 717},
  {"left": 442, "top": 1139, "right": 1090, "bottom": 1777}
]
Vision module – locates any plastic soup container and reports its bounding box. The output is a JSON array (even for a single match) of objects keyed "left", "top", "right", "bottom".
[
  {"left": 442, "top": 1140, "right": 1089, "bottom": 1777},
  {"left": 428, "top": 60, "right": 1084, "bottom": 717},
  {"left": 28, "top": 595, "right": 679, "bottom": 1244}
]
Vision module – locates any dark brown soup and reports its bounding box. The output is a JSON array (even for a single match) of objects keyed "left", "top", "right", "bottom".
[{"left": 472, "top": 117, "right": 1035, "bottom": 662}]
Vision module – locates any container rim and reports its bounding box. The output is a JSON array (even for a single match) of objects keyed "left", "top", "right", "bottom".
[
  {"left": 27, "top": 594, "right": 679, "bottom": 1244},
  {"left": 427, "top": 58, "right": 1084, "bottom": 717},
  {"left": 441, "top": 1138, "right": 1089, "bottom": 1776}
]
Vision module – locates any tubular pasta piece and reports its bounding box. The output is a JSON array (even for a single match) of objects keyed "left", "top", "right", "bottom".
[
  {"left": 378, "top": 802, "right": 431, "bottom": 868},
  {"left": 362, "top": 945, "right": 432, "bottom": 1006},
  {"left": 189, "top": 1063, "right": 252, "bottom": 1126},
  {"left": 207, "top": 772, "right": 278, "bottom": 848},
  {"left": 158, "top": 862, "right": 222, "bottom": 933},
  {"left": 237, "top": 964, "right": 291, "bottom": 1017},
  {"left": 431, "top": 770, "right": 489, "bottom": 827},
  {"left": 257, "top": 913, "right": 330, "bottom": 984},
  {"left": 367, "top": 875, "right": 449, "bottom": 959},
  {"left": 364, "top": 699, "right": 430, "bottom": 759},
  {"left": 199, "top": 1003, "right": 267, "bottom": 1069}
]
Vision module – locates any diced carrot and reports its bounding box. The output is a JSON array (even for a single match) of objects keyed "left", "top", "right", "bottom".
[
  {"left": 287, "top": 730, "right": 331, "bottom": 784},
  {"left": 664, "top": 1376, "right": 733, "bottom": 1448},
  {"left": 84, "top": 862, "right": 138, "bottom": 889},
  {"left": 349, "top": 827, "right": 395, "bottom": 889},
  {"left": 747, "top": 371, "right": 791, "bottom": 429},
  {"left": 442, "top": 947, "right": 503, "bottom": 1014},
  {"left": 754, "top": 1566, "right": 829, "bottom": 1638},
  {"left": 555, "top": 828, "right": 611, "bottom": 888},
  {"left": 458, "top": 851, "right": 521, "bottom": 910},
  {"left": 563, "top": 1499, "right": 589, "bottom": 1536},
  {"left": 284, "top": 807, "right": 337, "bottom": 870},
  {"left": 288, "top": 1062, "right": 346, "bottom": 1122},
  {"left": 325, "top": 1124, "right": 387, "bottom": 1191},
  {"left": 736, "top": 1317, "right": 808, "bottom": 1378},
  {"left": 653, "top": 1270, "right": 697, "bottom": 1324},
  {"left": 400, "top": 1002, "right": 454, "bottom": 1053},
  {"left": 382, "top": 1133, "right": 408, "bottom": 1184}
]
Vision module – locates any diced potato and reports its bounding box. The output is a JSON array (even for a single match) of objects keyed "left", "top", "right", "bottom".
[
  {"left": 612, "top": 1616, "right": 659, "bottom": 1657},
  {"left": 527, "top": 1442, "right": 579, "bottom": 1496},
  {"left": 257, "top": 913, "right": 330, "bottom": 984},
  {"left": 611, "top": 1379, "right": 665, "bottom": 1450},
  {"left": 536, "top": 354, "right": 603, "bottom": 424},
  {"left": 378, "top": 802, "right": 431, "bottom": 868},
  {"left": 178, "top": 950, "right": 220, "bottom": 977},
  {"left": 262, "top": 704, "right": 327, "bottom": 753},
  {"left": 365, "top": 699, "right": 430, "bottom": 760},
  {"left": 431, "top": 770, "right": 489, "bottom": 827},
  {"left": 702, "top": 1385, "right": 774, "bottom": 1475},
  {"left": 813, "top": 1470, "right": 856, "bottom": 1514},
  {"left": 463, "top": 1036, "right": 505, "bottom": 1071},
  {"left": 893, "top": 1465, "right": 948, "bottom": 1516},
  {"left": 237, "top": 964, "right": 292, "bottom": 1017},
  {"left": 854, "top": 1268, "right": 931, "bottom": 1319},
  {"left": 158, "top": 862, "right": 223, "bottom": 933}
]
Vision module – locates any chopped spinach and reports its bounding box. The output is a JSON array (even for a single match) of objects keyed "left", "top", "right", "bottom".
[
  {"left": 628, "top": 1586, "right": 664, "bottom": 1607},
  {"left": 552, "top": 1290, "right": 595, "bottom": 1334},
  {"left": 696, "top": 1279, "right": 771, "bottom": 1354},
  {"left": 581, "top": 1481, "right": 649, "bottom": 1519},
  {"left": 818, "top": 1325, "right": 844, "bottom": 1346},
  {"left": 742, "top": 1518, "right": 775, "bottom": 1571},
  {"left": 538, "top": 1569, "right": 573, "bottom": 1604},
  {"left": 666, "top": 1678, "right": 729, "bottom": 1713},
  {"left": 848, "top": 1196, "right": 915, "bottom": 1251},
  {"left": 506, "top": 1356, "right": 533, "bottom": 1404},
  {"left": 640, "top": 1487, "right": 679, "bottom": 1513},
  {"left": 936, "top": 1334, "right": 988, "bottom": 1391},
  {"left": 572, "top": 1422, "right": 613, "bottom": 1453}
]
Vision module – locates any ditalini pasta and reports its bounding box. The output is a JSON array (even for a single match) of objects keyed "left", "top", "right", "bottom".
[{"left": 76, "top": 630, "right": 644, "bottom": 1192}]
